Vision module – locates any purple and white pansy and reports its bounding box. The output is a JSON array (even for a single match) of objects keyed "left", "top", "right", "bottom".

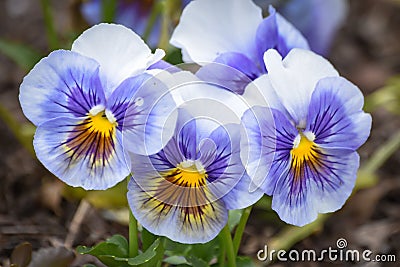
[{"left": 19, "top": 23, "right": 176, "bottom": 190}]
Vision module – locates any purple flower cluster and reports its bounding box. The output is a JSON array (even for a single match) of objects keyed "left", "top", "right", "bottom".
[{"left": 20, "top": 0, "right": 370, "bottom": 244}]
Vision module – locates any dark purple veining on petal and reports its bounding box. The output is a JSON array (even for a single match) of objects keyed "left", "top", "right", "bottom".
[
  {"left": 306, "top": 82, "right": 361, "bottom": 150},
  {"left": 57, "top": 113, "right": 117, "bottom": 172},
  {"left": 63, "top": 84, "right": 102, "bottom": 117}
]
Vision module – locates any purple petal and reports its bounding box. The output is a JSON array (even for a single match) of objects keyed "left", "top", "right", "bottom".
[
  {"left": 177, "top": 116, "right": 199, "bottom": 160},
  {"left": 148, "top": 59, "right": 182, "bottom": 73},
  {"left": 33, "top": 116, "right": 129, "bottom": 190},
  {"left": 263, "top": 108, "right": 298, "bottom": 195},
  {"left": 255, "top": 6, "right": 309, "bottom": 62},
  {"left": 306, "top": 77, "right": 372, "bottom": 151},
  {"left": 121, "top": 76, "right": 178, "bottom": 156},
  {"left": 106, "top": 74, "right": 150, "bottom": 128},
  {"left": 196, "top": 54, "right": 260, "bottom": 95},
  {"left": 207, "top": 124, "right": 263, "bottom": 209},
  {"left": 241, "top": 106, "right": 293, "bottom": 194},
  {"left": 274, "top": 6, "right": 310, "bottom": 56},
  {"left": 272, "top": 149, "right": 359, "bottom": 226},
  {"left": 19, "top": 50, "right": 105, "bottom": 126},
  {"left": 255, "top": 6, "right": 279, "bottom": 63}
]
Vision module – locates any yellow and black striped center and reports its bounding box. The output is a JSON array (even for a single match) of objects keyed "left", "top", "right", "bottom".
[
  {"left": 290, "top": 133, "right": 322, "bottom": 182},
  {"left": 64, "top": 111, "right": 117, "bottom": 168},
  {"left": 143, "top": 160, "right": 216, "bottom": 229},
  {"left": 165, "top": 161, "right": 208, "bottom": 188}
]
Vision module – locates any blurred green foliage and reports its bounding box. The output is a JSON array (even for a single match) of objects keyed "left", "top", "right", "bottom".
[
  {"left": 0, "top": 39, "right": 42, "bottom": 71},
  {"left": 365, "top": 75, "right": 400, "bottom": 115}
]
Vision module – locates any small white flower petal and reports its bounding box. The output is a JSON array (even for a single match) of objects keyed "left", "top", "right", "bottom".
[
  {"left": 170, "top": 0, "right": 262, "bottom": 64},
  {"left": 72, "top": 23, "right": 165, "bottom": 96},
  {"left": 263, "top": 48, "right": 339, "bottom": 125}
]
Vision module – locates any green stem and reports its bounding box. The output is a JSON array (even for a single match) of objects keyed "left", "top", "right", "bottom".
[
  {"left": 233, "top": 206, "right": 252, "bottom": 256},
  {"left": 219, "top": 224, "right": 236, "bottom": 267},
  {"left": 128, "top": 209, "right": 139, "bottom": 257},
  {"left": 127, "top": 176, "right": 139, "bottom": 258},
  {"left": 218, "top": 236, "right": 226, "bottom": 267},
  {"left": 40, "top": 0, "right": 59, "bottom": 50}
]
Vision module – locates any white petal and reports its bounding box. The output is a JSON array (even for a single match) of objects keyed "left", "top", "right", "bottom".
[
  {"left": 148, "top": 48, "right": 166, "bottom": 66},
  {"left": 242, "top": 74, "right": 289, "bottom": 116},
  {"left": 149, "top": 69, "right": 200, "bottom": 106},
  {"left": 72, "top": 23, "right": 165, "bottom": 96},
  {"left": 171, "top": 80, "right": 250, "bottom": 127},
  {"left": 170, "top": 0, "right": 262, "bottom": 64},
  {"left": 263, "top": 48, "right": 339, "bottom": 125}
]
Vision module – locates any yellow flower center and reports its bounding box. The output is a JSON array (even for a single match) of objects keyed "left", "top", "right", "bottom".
[
  {"left": 64, "top": 109, "right": 117, "bottom": 168},
  {"left": 291, "top": 133, "right": 314, "bottom": 159},
  {"left": 171, "top": 160, "right": 208, "bottom": 187},
  {"left": 145, "top": 159, "right": 213, "bottom": 228},
  {"left": 89, "top": 111, "right": 117, "bottom": 135},
  {"left": 290, "top": 133, "right": 321, "bottom": 181}
]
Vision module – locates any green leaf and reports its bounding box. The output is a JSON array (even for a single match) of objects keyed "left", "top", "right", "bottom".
[
  {"left": 164, "top": 239, "right": 192, "bottom": 257},
  {"left": 236, "top": 256, "right": 256, "bottom": 267},
  {"left": 163, "top": 255, "right": 189, "bottom": 265},
  {"left": 126, "top": 239, "right": 159, "bottom": 265},
  {"left": 77, "top": 234, "right": 129, "bottom": 259},
  {"left": 0, "top": 39, "right": 42, "bottom": 71},
  {"left": 187, "top": 255, "right": 209, "bottom": 267},
  {"left": 93, "top": 255, "right": 128, "bottom": 267},
  {"left": 137, "top": 238, "right": 164, "bottom": 267},
  {"left": 78, "top": 236, "right": 163, "bottom": 267},
  {"left": 164, "top": 237, "right": 219, "bottom": 266},
  {"left": 228, "top": 209, "right": 243, "bottom": 231},
  {"left": 190, "top": 239, "right": 219, "bottom": 263},
  {"left": 141, "top": 227, "right": 157, "bottom": 251},
  {"left": 40, "top": 0, "right": 59, "bottom": 49}
]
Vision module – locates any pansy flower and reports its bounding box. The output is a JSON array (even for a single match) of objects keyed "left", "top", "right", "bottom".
[
  {"left": 127, "top": 107, "right": 262, "bottom": 243},
  {"left": 241, "top": 48, "right": 371, "bottom": 226},
  {"left": 19, "top": 23, "right": 176, "bottom": 190},
  {"left": 170, "top": 0, "right": 309, "bottom": 91}
]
